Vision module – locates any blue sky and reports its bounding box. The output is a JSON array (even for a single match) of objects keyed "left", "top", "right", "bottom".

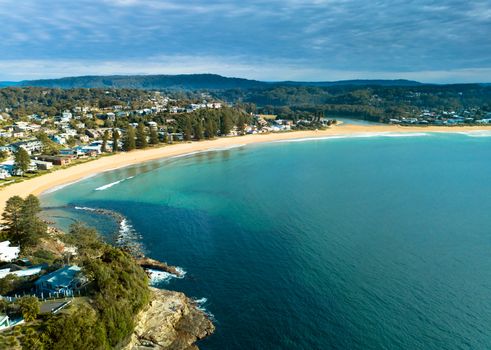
[{"left": 1, "top": 0, "right": 490, "bottom": 82}]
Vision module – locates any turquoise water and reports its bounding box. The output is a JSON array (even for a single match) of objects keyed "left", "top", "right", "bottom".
[{"left": 41, "top": 132, "right": 491, "bottom": 350}]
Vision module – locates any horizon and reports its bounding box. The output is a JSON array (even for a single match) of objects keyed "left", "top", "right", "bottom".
[{"left": 1, "top": 1, "right": 490, "bottom": 83}]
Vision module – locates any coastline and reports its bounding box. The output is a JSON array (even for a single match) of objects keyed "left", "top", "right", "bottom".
[{"left": 1, "top": 123, "right": 490, "bottom": 213}]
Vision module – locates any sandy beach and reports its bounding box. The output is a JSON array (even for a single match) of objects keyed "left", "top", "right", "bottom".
[{"left": 0, "top": 123, "right": 490, "bottom": 214}]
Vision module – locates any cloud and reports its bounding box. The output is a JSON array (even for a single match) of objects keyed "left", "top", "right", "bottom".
[
  {"left": 0, "top": 0, "right": 490, "bottom": 81},
  {"left": 1, "top": 57, "right": 491, "bottom": 83}
]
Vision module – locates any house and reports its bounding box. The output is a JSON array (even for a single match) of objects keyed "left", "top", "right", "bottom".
[
  {"left": 35, "top": 155, "right": 71, "bottom": 166},
  {"left": 11, "top": 140, "right": 43, "bottom": 155},
  {"left": 0, "top": 241, "right": 20, "bottom": 262},
  {"left": 0, "top": 314, "right": 10, "bottom": 330},
  {"left": 32, "top": 160, "right": 53, "bottom": 171},
  {"left": 35, "top": 265, "right": 85, "bottom": 295},
  {"left": 0, "top": 168, "right": 11, "bottom": 180},
  {"left": 0, "top": 264, "right": 47, "bottom": 279}
]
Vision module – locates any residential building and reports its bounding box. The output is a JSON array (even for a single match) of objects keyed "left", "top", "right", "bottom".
[
  {"left": 0, "top": 241, "right": 20, "bottom": 262},
  {"left": 35, "top": 265, "right": 85, "bottom": 295}
]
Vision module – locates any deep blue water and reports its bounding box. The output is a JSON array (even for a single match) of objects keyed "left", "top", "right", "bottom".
[{"left": 41, "top": 132, "right": 491, "bottom": 350}]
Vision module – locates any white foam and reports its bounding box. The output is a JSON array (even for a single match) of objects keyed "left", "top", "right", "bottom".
[
  {"left": 146, "top": 266, "right": 186, "bottom": 286},
  {"left": 193, "top": 297, "right": 215, "bottom": 321},
  {"left": 74, "top": 206, "right": 97, "bottom": 212},
  {"left": 274, "top": 132, "right": 430, "bottom": 143},
  {"left": 457, "top": 130, "right": 491, "bottom": 137},
  {"left": 95, "top": 176, "right": 134, "bottom": 191},
  {"left": 43, "top": 174, "right": 97, "bottom": 194}
]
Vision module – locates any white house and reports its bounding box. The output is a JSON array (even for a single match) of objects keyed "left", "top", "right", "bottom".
[{"left": 0, "top": 241, "right": 20, "bottom": 262}]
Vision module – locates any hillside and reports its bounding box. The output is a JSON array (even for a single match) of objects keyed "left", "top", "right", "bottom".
[{"left": 0, "top": 74, "right": 425, "bottom": 90}]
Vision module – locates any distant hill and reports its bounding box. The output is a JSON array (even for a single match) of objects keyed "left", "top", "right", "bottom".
[
  {"left": 280, "top": 79, "right": 424, "bottom": 87},
  {"left": 16, "top": 74, "right": 267, "bottom": 90},
  {"left": 0, "top": 74, "right": 425, "bottom": 90}
]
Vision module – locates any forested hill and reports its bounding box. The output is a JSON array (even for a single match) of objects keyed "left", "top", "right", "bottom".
[
  {"left": 15, "top": 74, "right": 267, "bottom": 90},
  {"left": 1, "top": 74, "right": 424, "bottom": 90}
]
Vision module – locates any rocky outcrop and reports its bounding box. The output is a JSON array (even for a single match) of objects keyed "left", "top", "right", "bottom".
[
  {"left": 136, "top": 257, "right": 184, "bottom": 277},
  {"left": 125, "top": 288, "right": 215, "bottom": 350}
]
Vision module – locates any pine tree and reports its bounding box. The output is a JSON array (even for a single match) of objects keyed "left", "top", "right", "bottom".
[
  {"left": 101, "top": 130, "right": 109, "bottom": 153},
  {"left": 112, "top": 129, "right": 120, "bottom": 152},
  {"left": 149, "top": 127, "right": 159, "bottom": 145},
  {"left": 136, "top": 123, "right": 148, "bottom": 149},
  {"left": 194, "top": 120, "right": 204, "bottom": 140},
  {"left": 220, "top": 112, "right": 233, "bottom": 136},
  {"left": 14, "top": 148, "right": 30, "bottom": 176},
  {"left": 184, "top": 117, "right": 193, "bottom": 141},
  {"left": 236, "top": 114, "right": 246, "bottom": 134},
  {"left": 1, "top": 196, "right": 24, "bottom": 243},
  {"left": 204, "top": 118, "right": 214, "bottom": 139},
  {"left": 123, "top": 127, "right": 136, "bottom": 151}
]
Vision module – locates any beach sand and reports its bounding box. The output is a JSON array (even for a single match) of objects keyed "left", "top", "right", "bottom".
[{"left": 0, "top": 123, "right": 490, "bottom": 214}]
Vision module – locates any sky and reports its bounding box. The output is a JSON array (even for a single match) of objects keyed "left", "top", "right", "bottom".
[{"left": 0, "top": 0, "right": 490, "bottom": 83}]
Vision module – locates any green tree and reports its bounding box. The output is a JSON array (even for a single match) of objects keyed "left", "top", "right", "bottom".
[
  {"left": 149, "top": 127, "right": 159, "bottom": 145},
  {"left": 1, "top": 195, "right": 46, "bottom": 249},
  {"left": 101, "top": 130, "right": 109, "bottom": 153},
  {"left": 184, "top": 117, "right": 193, "bottom": 141},
  {"left": 220, "top": 113, "right": 233, "bottom": 136},
  {"left": 16, "top": 296, "right": 39, "bottom": 322},
  {"left": 236, "top": 114, "right": 246, "bottom": 134},
  {"left": 14, "top": 148, "right": 30, "bottom": 176},
  {"left": 36, "top": 132, "right": 60, "bottom": 155},
  {"left": 112, "top": 128, "right": 120, "bottom": 152},
  {"left": 1, "top": 196, "right": 24, "bottom": 242},
  {"left": 19, "top": 195, "right": 47, "bottom": 248},
  {"left": 194, "top": 120, "right": 204, "bottom": 140},
  {"left": 136, "top": 123, "right": 148, "bottom": 149},
  {"left": 123, "top": 127, "right": 136, "bottom": 151}
]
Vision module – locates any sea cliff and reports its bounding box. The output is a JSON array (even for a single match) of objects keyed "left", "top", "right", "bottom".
[{"left": 125, "top": 288, "right": 215, "bottom": 350}]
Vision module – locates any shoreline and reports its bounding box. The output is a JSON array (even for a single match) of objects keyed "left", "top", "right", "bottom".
[{"left": 1, "top": 123, "right": 491, "bottom": 213}]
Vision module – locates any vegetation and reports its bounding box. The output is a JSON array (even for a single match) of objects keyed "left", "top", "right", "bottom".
[
  {"left": 16, "top": 296, "right": 40, "bottom": 322},
  {"left": 1, "top": 195, "right": 47, "bottom": 250},
  {"left": 123, "top": 127, "right": 136, "bottom": 151},
  {"left": 14, "top": 148, "right": 31, "bottom": 176},
  {"left": 0, "top": 213, "right": 151, "bottom": 350}
]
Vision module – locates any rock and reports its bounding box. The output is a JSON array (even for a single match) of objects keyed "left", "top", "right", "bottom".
[
  {"left": 136, "top": 257, "right": 183, "bottom": 277},
  {"left": 125, "top": 288, "right": 215, "bottom": 350}
]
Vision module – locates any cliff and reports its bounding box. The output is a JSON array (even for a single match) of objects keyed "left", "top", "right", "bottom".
[{"left": 125, "top": 288, "right": 215, "bottom": 350}]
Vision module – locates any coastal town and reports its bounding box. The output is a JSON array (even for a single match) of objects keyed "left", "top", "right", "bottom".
[{"left": 0, "top": 89, "right": 335, "bottom": 187}]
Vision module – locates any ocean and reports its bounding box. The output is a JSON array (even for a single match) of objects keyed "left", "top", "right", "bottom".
[{"left": 41, "top": 131, "right": 491, "bottom": 350}]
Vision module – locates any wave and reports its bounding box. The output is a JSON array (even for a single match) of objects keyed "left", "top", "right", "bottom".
[
  {"left": 147, "top": 266, "right": 186, "bottom": 286},
  {"left": 193, "top": 297, "right": 216, "bottom": 321},
  {"left": 457, "top": 130, "right": 491, "bottom": 138},
  {"left": 43, "top": 174, "right": 97, "bottom": 194},
  {"left": 275, "top": 132, "right": 430, "bottom": 143},
  {"left": 116, "top": 217, "right": 144, "bottom": 254},
  {"left": 95, "top": 176, "right": 134, "bottom": 191}
]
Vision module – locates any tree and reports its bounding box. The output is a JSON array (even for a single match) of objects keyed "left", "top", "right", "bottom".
[
  {"left": 1, "top": 196, "right": 24, "bottom": 242},
  {"left": 149, "top": 127, "right": 159, "bottom": 145},
  {"left": 236, "top": 114, "right": 246, "bottom": 134},
  {"left": 204, "top": 118, "right": 215, "bottom": 139},
  {"left": 184, "top": 117, "right": 193, "bottom": 141},
  {"left": 19, "top": 195, "right": 47, "bottom": 248},
  {"left": 136, "top": 123, "right": 148, "bottom": 149},
  {"left": 112, "top": 128, "right": 120, "bottom": 152},
  {"left": 101, "top": 130, "right": 109, "bottom": 153},
  {"left": 36, "top": 132, "right": 60, "bottom": 155},
  {"left": 1, "top": 195, "right": 46, "bottom": 249},
  {"left": 14, "top": 148, "right": 30, "bottom": 176},
  {"left": 220, "top": 112, "right": 233, "bottom": 136},
  {"left": 194, "top": 120, "right": 204, "bottom": 140},
  {"left": 16, "top": 296, "right": 39, "bottom": 322},
  {"left": 123, "top": 127, "right": 136, "bottom": 151}
]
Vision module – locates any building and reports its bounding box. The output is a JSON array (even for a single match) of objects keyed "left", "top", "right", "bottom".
[
  {"left": 11, "top": 140, "right": 43, "bottom": 155},
  {"left": 0, "top": 241, "right": 20, "bottom": 262},
  {"left": 0, "top": 314, "right": 10, "bottom": 330},
  {"left": 35, "top": 155, "right": 71, "bottom": 166},
  {"left": 32, "top": 160, "right": 53, "bottom": 171},
  {"left": 35, "top": 265, "right": 85, "bottom": 295}
]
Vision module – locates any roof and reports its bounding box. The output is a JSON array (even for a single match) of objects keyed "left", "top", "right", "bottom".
[{"left": 35, "top": 265, "right": 81, "bottom": 288}]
